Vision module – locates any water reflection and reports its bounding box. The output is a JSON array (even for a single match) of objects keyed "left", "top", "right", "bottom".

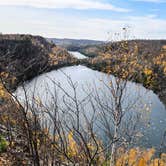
[{"left": 15, "top": 65, "right": 166, "bottom": 151}]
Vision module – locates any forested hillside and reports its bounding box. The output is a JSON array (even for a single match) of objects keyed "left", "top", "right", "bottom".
[
  {"left": 0, "top": 34, "right": 77, "bottom": 90},
  {"left": 81, "top": 40, "right": 166, "bottom": 105}
]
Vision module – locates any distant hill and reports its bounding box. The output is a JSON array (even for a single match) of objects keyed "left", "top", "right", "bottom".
[{"left": 47, "top": 38, "right": 104, "bottom": 51}]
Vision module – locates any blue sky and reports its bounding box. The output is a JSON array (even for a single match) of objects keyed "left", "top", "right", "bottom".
[{"left": 0, "top": 0, "right": 166, "bottom": 40}]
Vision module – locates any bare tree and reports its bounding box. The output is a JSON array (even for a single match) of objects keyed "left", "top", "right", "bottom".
[{"left": 1, "top": 67, "right": 150, "bottom": 166}]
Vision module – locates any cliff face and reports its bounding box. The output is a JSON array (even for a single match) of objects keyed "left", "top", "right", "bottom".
[{"left": 0, "top": 34, "right": 76, "bottom": 90}]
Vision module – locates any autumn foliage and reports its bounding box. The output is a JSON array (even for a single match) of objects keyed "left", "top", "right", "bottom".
[{"left": 115, "top": 148, "right": 166, "bottom": 166}]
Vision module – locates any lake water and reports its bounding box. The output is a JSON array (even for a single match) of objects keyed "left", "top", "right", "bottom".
[
  {"left": 15, "top": 52, "right": 166, "bottom": 152},
  {"left": 69, "top": 51, "right": 87, "bottom": 59}
]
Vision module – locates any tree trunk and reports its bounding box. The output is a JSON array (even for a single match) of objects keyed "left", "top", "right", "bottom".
[{"left": 110, "top": 124, "right": 118, "bottom": 166}]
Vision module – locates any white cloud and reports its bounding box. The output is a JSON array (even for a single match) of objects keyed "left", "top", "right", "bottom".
[
  {"left": 0, "top": 0, "right": 130, "bottom": 12},
  {"left": 82, "top": 16, "right": 166, "bottom": 40},
  {"left": 57, "top": 15, "right": 162, "bottom": 38},
  {"left": 2, "top": 14, "right": 165, "bottom": 40},
  {"left": 50, "top": 15, "right": 166, "bottom": 40},
  {"left": 0, "top": 4, "right": 165, "bottom": 40}
]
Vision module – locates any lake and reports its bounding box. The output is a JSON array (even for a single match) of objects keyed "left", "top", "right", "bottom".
[
  {"left": 69, "top": 51, "right": 87, "bottom": 59},
  {"left": 15, "top": 52, "right": 166, "bottom": 152}
]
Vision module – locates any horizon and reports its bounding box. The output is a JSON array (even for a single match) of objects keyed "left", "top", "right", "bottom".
[
  {"left": 0, "top": 0, "right": 166, "bottom": 40},
  {"left": 1, "top": 33, "right": 166, "bottom": 41}
]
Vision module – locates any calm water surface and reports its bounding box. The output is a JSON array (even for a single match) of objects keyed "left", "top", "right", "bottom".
[
  {"left": 69, "top": 51, "right": 87, "bottom": 59},
  {"left": 15, "top": 52, "right": 166, "bottom": 151}
]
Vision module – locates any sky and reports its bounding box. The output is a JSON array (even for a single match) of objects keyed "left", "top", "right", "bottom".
[{"left": 0, "top": 0, "right": 166, "bottom": 40}]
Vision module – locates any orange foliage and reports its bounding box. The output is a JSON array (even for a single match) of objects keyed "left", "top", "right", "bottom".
[{"left": 115, "top": 148, "right": 166, "bottom": 166}]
